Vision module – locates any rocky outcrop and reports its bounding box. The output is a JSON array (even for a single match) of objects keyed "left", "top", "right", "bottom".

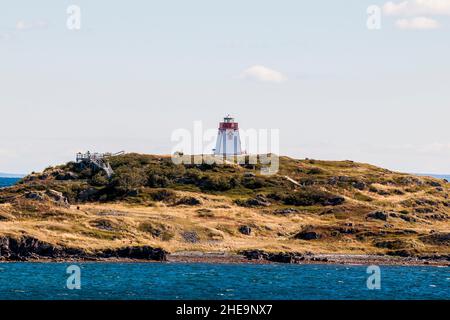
[
  {"left": 55, "top": 171, "right": 79, "bottom": 181},
  {"left": 98, "top": 246, "right": 167, "bottom": 261},
  {"left": 235, "top": 195, "right": 271, "bottom": 207},
  {"left": 0, "top": 236, "right": 82, "bottom": 260},
  {"left": 420, "top": 232, "right": 450, "bottom": 246},
  {"left": 77, "top": 187, "right": 99, "bottom": 202},
  {"left": 272, "top": 208, "right": 299, "bottom": 215},
  {"left": 238, "top": 225, "right": 252, "bottom": 235},
  {"left": 24, "top": 191, "right": 46, "bottom": 201},
  {"left": 46, "top": 189, "right": 70, "bottom": 207},
  {"left": 367, "top": 211, "right": 389, "bottom": 221},
  {"left": 240, "top": 250, "right": 303, "bottom": 263},
  {"left": 0, "top": 236, "right": 167, "bottom": 261},
  {"left": 295, "top": 231, "right": 321, "bottom": 240},
  {"left": 24, "top": 189, "right": 69, "bottom": 207},
  {"left": 182, "top": 231, "right": 200, "bottom": 243},
  {"left": 240, "top": 250, "right": 328, "bottom": 264}
]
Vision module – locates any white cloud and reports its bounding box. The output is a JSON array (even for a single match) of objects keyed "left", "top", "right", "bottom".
[
  {"left": 384, "top": 1, "right": 410, "bottom": 15},
  {"left": 395, "top": 16, "right": 440, "bottom": 29},
  {"left": 16, "top": 19, "right": 48, "bottom": 31},
  {"left": 383, "top": 0, "right": 450, "bottom": 16},
  {"left": 240, "top": 65, "right": 287, "bottom": 83}
]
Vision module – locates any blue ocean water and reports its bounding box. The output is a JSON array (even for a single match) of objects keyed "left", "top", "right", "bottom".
[
  {"left": 428, "top": 174, "right": 450, "bottom": 181},
  {"left": 0, "top": 175, "right": 448, "bottom": 300},
  {"left": 0, "top": 177, "right": 20, "bottom": 188},
  {"left": 0, "top": 263, "right": 448, "bottom": 300}
]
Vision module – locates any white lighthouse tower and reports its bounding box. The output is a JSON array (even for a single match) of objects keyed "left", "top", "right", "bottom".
[{"left": 213, "top": 115, "right": 242, "bottom": 156}]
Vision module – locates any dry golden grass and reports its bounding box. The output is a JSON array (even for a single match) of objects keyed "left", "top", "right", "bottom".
[
  {"left": 0, "top": 187, "right": 448, "bottom": 256},
  {"left": 1, "top": 155, "right": 449, "bottom": 257}
]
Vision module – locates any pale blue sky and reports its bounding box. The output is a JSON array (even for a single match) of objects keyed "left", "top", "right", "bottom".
[{"left": 1, "top": 0, "right": 450, "bottom": 174}]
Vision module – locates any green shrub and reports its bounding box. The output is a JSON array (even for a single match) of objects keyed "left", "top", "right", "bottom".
[
  {"left": 307, "top": 168, "right": 324, "bottom": 175},
  {"left": 283, "top": 189, "right": 344, "bottom": 206},
  {"left": 111, "top": 167, "right": 146, "bottom": 192},
  {"left": 91, "top": 172, "right": 109, "bottom": 186},
  {"left": 241, "top": 177, "right": 264, "bottom": 189},
  {"left": 149, "top": 189, "right": 177, "bottom": 202},
  {"left": 199, "top": 175, "right": 237, "bottom": 191},
  {"left": 78, "top": 166, "right": 95, "bottom": 179},
  {"left": 147, "top": 174, "right": 170, "bottom": 188},
  {"left": 268, "top": 188, "right": 344, "bottom": 206}
]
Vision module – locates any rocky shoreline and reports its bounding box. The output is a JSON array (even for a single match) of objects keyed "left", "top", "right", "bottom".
[
  {"left": 168, "top": 250, "right": 450, "bottom": 267},
  {"left": 0, "top": 236, "right": 167, "bottom": 262},
  {"left": 0, "top": 237, "right": 448, "bottom": 266}
]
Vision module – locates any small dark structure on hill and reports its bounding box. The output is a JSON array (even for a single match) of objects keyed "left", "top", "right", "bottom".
[{"left": 76, "top": 151, "right": 124, "bottom": 178}]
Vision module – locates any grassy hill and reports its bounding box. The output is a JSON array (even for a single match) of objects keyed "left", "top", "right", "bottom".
[{"left": 0, "top": 153, "right": 449, "bottom": 261}]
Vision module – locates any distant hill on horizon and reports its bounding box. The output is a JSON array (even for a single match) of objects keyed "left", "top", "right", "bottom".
[
  {"left": 417, "top": 173, "right": 450, "bottom": 181},
  {"left": 0, "top": 172, "right": 25, "bottom": 178}
]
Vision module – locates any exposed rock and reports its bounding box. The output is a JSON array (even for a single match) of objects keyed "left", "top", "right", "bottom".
[
  {"left": 295, "top": 231, "right": 320, "bottom": 240},
  {"left": 415, "top": 207, "right": 434, "bottom": 214},
  {"left": 272, "top": 208, "right": 299, "bottom": 215},
  {"left": 240, "top": 250, "right": 306, "bottom": 264},
  {"left": 375, "top": 240, "right": 415, "bottom": 250},
  {"left": 78, "top": 188, "right": 98, "bottom": 202},
  {"left": 240, "top": 249, "right": 268, "bottom": 260},
  {"left": 352, "top": 181, "right": 366, "bottom": 190},
  {"left": 386, "top": 249, "right": 418, "bottom": 257},
  {"left": 420, "top": 232, "right": 450, "bottom": 246},
  {"left": 24, "top": 189, "right": 69, "bottom": 207},
  {"left": 427, "top": 181, "right": 442, "bottom": 187},
  {"left": 389, "top": 212, "right": 417, "bottom": 223},
  {"left": 367, "top": 211, "right": 389, "bottom": 221},
  {"left": 422, "top": 213, "right": 448, "bottom": 221},
  {"left": 235, "top": 195, "right": 271, "bottom": 207},
  {"left": 46, "top": 189, "right": 69, "bottom": 207},
  {"left": 0, "top": 236, "right": 167, "bottom": 261},
  {"left": 55, "top": 172, "right": 79, "bottom": 181},
  {"left": 182, "top": 231, "right": 200, "bottom": 243},
  {"left": 415, "top": 198, "right": 439, "bottom": 206},
  {"left": 396, "top": 176, "right": 424, "bottom": 186},
  {"left": 0, "top": 236, "right": 82, "bottom": 260},
  {"left": 325, "top": 196, "right": 345, "bottom": 206},
  {"left": 99, "top": 246, "right": 167, "bottom": 261},
  {"left": 268, "top": 252, "right": 306, "bottom": 263},
  {"left": 238, "top": 225, "right": 252, "bottom": 235},
  {"left": 24, "top": 191, "right": 46, "bottom": 201},
  {"left": 418, "top": 254, "right": 450, "bottom": 262}
]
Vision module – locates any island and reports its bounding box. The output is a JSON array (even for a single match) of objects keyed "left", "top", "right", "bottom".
[{"left": 0, "top": 153, "right": 448, "bottom": 266}]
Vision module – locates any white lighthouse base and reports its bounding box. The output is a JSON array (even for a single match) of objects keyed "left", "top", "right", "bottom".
[{"left": 214, "top": 129, "right": 242, "bottom": 156}]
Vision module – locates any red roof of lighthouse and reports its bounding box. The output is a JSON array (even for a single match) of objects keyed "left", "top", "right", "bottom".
[{"left": 219, "top": 115, "right": 238, "bottom": 130}]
